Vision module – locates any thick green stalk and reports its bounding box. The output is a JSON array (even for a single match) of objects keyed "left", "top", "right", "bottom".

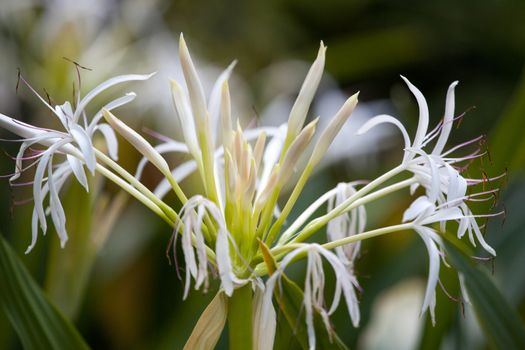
[{"left": 227, "top": 284, "right": 253, "bottom": 350}]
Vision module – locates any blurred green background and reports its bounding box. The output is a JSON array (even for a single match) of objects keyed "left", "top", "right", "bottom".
[{"left": 1, "top": 0, "right": 524, "bottom": 349}]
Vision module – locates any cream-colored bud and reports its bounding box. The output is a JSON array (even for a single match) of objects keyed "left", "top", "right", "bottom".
[
  {"left": 179, "top": 34, "right": 208, "bottom": 131},
  {"left": 278, "top": 117, "right": 318, "bottom": 186},
  {"left": 284, "top": 42, "right": 326, "bottom": 147},
  {"left": 170, "top": 80, "right": 201, "bottom": 159},
  {"left": 309, "top": 92, "right": 358, "bottom": 166},
  {"left": 220, "top": 81, "right": 233, "bottom": 151},
  {"left": 102, "top": 109, "right": 171, "bottom": 176},
  {"left": 253, "top": 132, "right": 267, "bottom": 172}
]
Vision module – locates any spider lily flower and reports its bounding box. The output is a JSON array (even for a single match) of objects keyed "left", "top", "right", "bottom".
[
  {"left": 0, "top": 73, "right": 153, "bottom": 252},
  {"left": 1, "top": 34, "right": 503, "bottom": 348},
  {"left": 102, "top": 35, "right": 364, "bottom": 344},
  {"left": 358, "top": 77, "right": 498, "bottom": 253}
]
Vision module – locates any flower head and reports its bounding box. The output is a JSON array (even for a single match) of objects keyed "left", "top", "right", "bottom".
[
  {"left": 0, "top": 35, "right": 502, "bottom": 348},
  {"left": 0, "top": 72, "right": 153, "bottom": 252}
]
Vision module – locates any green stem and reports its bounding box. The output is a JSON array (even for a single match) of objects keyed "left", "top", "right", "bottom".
[{"left": 228, "top": 284, "right": 253, "bottom": 350}]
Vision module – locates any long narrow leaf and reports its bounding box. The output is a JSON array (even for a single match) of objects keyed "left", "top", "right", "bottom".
[
  {"left": 443, "top": 237, "right": 525, "bottom": 350},
  {"left": 0, "top": 235, "right": 90, "bottom": 350}
]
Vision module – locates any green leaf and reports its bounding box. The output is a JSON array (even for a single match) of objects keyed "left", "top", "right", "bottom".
[
  {"left": 490, "top": 69, "right": 525, "bottom": 173},
  {"left": 0, "top": 235, "right": 90, "bottom": 350},
  {"left": 274, "top": 274, "right": 349, "bottom": 350},
  {"left": 443, "top": 237, "right": 525, "bottom": 350}
]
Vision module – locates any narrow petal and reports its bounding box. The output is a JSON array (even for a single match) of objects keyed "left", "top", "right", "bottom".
[
  {"left": 432, "top": 81, "right": 458, "bottom": 155},
  {"left": 414, "top": 226, "right": 441, "bottom": 325},
  {"left": 73, "top": 73, "right": 155, "bottom": 122},
  {"left": 89, "top": 92, "right": 137, "bottom": 132},
  {"left": 67, "top": 154, "right": 89, "bottom": 191},
  {"left": 69, "top": 124, "right": 96, "bottom": 174},
  {"left": 357, "top": 114, "right": 411, "bottom": 163},
  {"left": 400, "top": 76, "right": 429, "bottom": 151},
  {"left": 47, "top": 159, "right": 68, "bottom": 247},
  {"left": 94, "top": 123, "right": 119, "bottom": 160}
]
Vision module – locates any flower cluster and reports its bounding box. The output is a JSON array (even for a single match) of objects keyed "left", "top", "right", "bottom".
[{"left": 0, "top": 35, "right": 500, "bottom": 349}]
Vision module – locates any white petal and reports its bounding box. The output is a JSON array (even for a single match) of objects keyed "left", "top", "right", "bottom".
[
  {"left": 432, "top": 81, "right": 458, "bottom": 155},
  {"left": 400, "top": 76, "right": 429, "bottom": 151},
  {"left": 48, "top": 159, "right": 68, "bottom": 247},
  {"left": 33, "top": 152, "right": 51, "bottom": 233},
  {"left": 0, "top": 113, "right": 48, "bottom": 140},
  {"left": 357, "top": 114, "right": 411, "bottom": 163},
  {"left": 94, "top": 123, "right": 119, "bottom": 160},
  {"left": 216, "top": 226, "right": 234, "bottom": 296},
  {"left": 89, "top": 92, "right": 137, "bottom": 132},
  {"left": 69, "top": 124, "right": 96, "bottom": 174},
  {"left": 403, "top": 196, "right": 434, "bottom": 222},
  {"left": 25, "top": 210, "right": 40, "bottom": 254},
  {"left": 73, "top": 73, "right": 155, "bottom": 122},
  {"left": 470, "top": 217, "right": 496, "bottom": 256},
  {"left": 414, "top": 226, "right": 441, "bottom": 325},
  {"left": 67, "top": 155, "right": 89, "bottom": 191}
]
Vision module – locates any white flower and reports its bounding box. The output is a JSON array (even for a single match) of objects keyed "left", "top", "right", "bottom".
[
  {"left": 356, "top": 77, "right": 501, "bottom": 323},
  {"left": 259, "top": 244, "right": 360, "bottom": 350},
  {"left": 0, "top": 73, "right": 153, "bottom": 252}
]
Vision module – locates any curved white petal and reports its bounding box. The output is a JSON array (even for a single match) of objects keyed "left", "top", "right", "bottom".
[
  {"left": 89, "top": 92, "right": 137, "bottom": 132},
  {"left": 414, "top": 226, "right": 441, "bottom": 325},
  {"left": 69, "top": 124, "right": 96, "bottom": 174},
  {"left": 67, "top": 154, "right": 89, "bottom": 191},
  {"left": 95, "top": 123, "right": 119, "bottom": 160},
  {"left": 432, "top": 81, "right": 458, "bottom": 155},
  {"left": 400, "top": 76, "right": 429, "bottom": 151},
  {"left": 358, "top": 114, "right": 411, "bottom": 163},
  {"left": 73, "top": 73, "right": 155, "bottom": 122}
]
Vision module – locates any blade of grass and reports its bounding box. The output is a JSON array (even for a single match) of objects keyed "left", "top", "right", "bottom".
[{"left": 0, "top": 234, "right": 90, "bottom": 350}]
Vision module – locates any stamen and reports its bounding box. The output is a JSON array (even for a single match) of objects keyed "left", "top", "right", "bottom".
[
  {"left": 43, "top": 88, "right": 53, "bottom": 106},
  {"left": 466, "top": 172, "right": 507, "bottom": 185},
  {"left": 142, "top": 127, "right": 176, "bottom": 144},
  {"left": 442, "top": 135, "right": 484, "bottom": 156},
  {"left": 13, "top": 197, "right": 34, "bottom": 206},
  {"left": 165, "top": 228, "right": 183, "bottom": 280},
  {"left": 438, "top": 279, "right": 461, "bottom": 303},
  {"left": 471, "top": 255, "right": 495, "bottom": 275},
  {"left": 10, "top": 180, "right": 35, "bottom": 187}
]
